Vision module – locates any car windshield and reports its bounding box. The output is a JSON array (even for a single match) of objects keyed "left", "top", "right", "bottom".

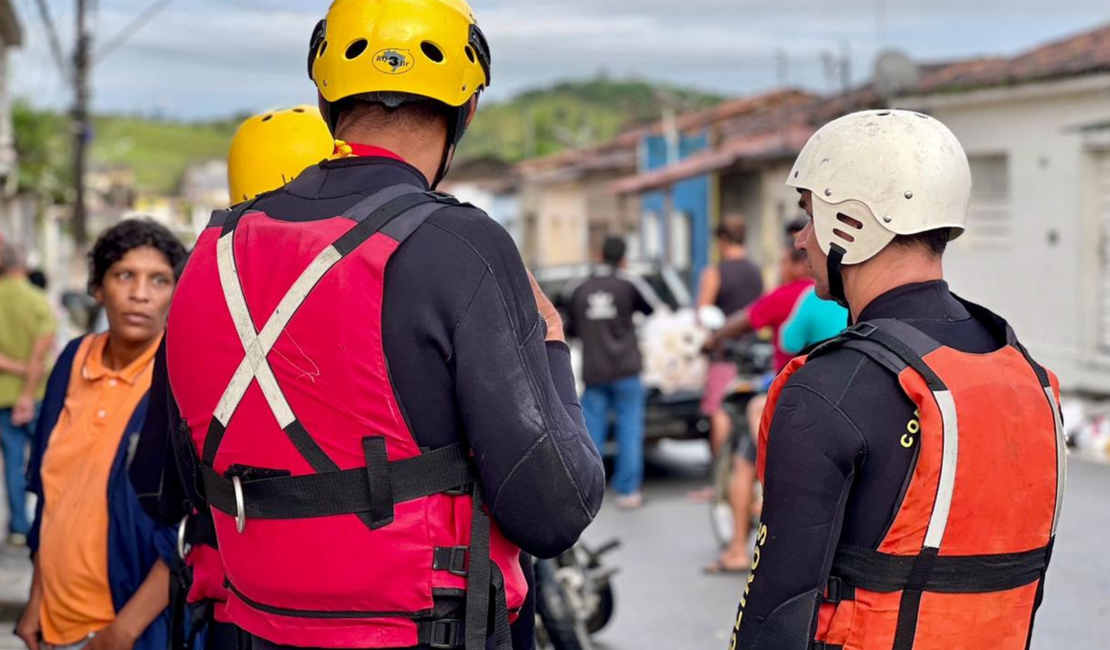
[{"left": 534, "top": 264, "right": 690, "bottom": 311}]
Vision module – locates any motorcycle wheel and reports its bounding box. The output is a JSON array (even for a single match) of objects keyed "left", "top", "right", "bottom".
[
  {"left": 535, "top": 560, "right": 593, "bottom": 650},
  {"left": 709, "top": 445, "right": 735, "bottom": 548},
  {"left": 585, "top": 580, "right": 615, "bottom": 634}
]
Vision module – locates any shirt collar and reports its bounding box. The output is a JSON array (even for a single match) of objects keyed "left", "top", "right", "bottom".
[
  {"left": 82, "top": 333, "right": 162, "bottom": 385},
  {"left": 332, "top": 141, "right": 406, "bottom": 162}
]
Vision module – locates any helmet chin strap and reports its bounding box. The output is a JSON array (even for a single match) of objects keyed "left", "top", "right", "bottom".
[
  {"left": 431, "top": 142, "right": 455, "bottom": 190},
  {"left": 827, "top": 244, "right": 849, "bottom": 310},
  {"left": 432, "top": 95, "right": 477, "bottom": 190}
]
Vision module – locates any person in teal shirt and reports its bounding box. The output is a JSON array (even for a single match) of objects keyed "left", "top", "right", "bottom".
[{"left": 779, "top": 286, "right": 849, "bottom": 355}]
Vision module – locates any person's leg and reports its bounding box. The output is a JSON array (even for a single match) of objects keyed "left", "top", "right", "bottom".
[
  {"left": 700, "top": 362, "right": 738, "bottom": 457},
  {"left": 721, "top": 455, "right": 756, "bottom": 565},
  {"left": 746, "top": 394, "right": 767, "bottom": 520},
  {"left": 0, "top": 408, "right": 31, "bottom": 535},
  {"left": 580, "top": 384, "right": 611, "bottom": 456},
  {"left": 611, "top": 375, "right": 646, "bottom": 501}
]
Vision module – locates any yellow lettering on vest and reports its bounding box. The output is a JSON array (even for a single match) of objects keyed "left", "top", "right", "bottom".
[
  {"left": 734, "top": 524, "right": 769, "bottom": 639},
  {"left": 902, "top": 412, "right": 920, "bottom": 448}
]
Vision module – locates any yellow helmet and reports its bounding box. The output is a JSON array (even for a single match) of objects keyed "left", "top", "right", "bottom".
[
  {"left": 307, "top": 0, "right": 491, "bottom": 141},
  {"left": 227, "top": 106, "right": 335, "bottom": 204}
]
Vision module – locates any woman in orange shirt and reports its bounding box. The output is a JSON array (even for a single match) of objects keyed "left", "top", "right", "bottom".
[{"left": 17, "top": 219, "right": 187, "bottom": 650}]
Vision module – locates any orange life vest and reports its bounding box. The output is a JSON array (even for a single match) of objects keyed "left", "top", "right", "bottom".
[{"left": 758, "top": 315, "right": 1066, "bottom": 650}]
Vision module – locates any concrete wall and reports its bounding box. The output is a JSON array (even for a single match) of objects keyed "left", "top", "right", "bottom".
[
  {"left": 898, "top": 77, "right": 1110, "bottom": 393},
  {"left": 519, "top": 179, "right": 590, "bottom": 267},
  {"left": 717, "top": 162, "right": 799, "bottom": 284}
]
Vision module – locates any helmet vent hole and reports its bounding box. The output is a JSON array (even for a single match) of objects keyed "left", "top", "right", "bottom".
[
  {"left": 833, "top": 228, "right": 857, "bottom": 243},
  {"left": 836, "top": 213, "right": 864, "bottom": 230},
  {"left": 877, "top": 111, "right": 892, "bottom": 116},
  {"left": 345, "top": 39, "right": 368, "bottom": 60},
  {"left": 292, "top": 107, "right": 305, "bottom": 113},
  {"left": 465, "top": 45, "right": 476, "bottom": 63},
  {"left": 422, "top": 41, "right": 445, "bottom": 63},
  {"left": 261, "top": 114, "right": 274, "bottom": 122},
  {"left": 318, "top": 40, "right": 328, "bottom": 58}
]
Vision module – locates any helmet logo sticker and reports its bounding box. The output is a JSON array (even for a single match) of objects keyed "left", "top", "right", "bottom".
[{"left": 374, "top": 49, "right": 414, "bottom": 74}]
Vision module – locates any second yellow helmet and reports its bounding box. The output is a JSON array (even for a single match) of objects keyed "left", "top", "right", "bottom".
[{"left": 227, "top": 106, "right": 335, "bottom": 204}]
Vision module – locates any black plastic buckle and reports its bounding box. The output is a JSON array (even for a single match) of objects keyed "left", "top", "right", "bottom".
[
  {"left": 443, "top": 482, "right": 471, "bottom": 497},
  {"left": 825, "top": 576, "right": 854, "bottom": 604},
  {"left": 435, "top": 546, "right": 470, "bottom": 577},
  {"left": 427, "top": 619, "right": 464, "bottom": 649},
  {"left": 851, "top": 322, "right": 878, "bottom": 338}
]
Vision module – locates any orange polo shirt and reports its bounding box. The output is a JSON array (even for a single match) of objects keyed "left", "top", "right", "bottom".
[{"left": 38, "top": 333, "right": 160, "bottom": 645}]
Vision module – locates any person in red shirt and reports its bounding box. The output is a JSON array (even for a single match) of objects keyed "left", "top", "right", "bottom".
[{"left": 703, "top": 244, "right": 811, "bottom": 574}]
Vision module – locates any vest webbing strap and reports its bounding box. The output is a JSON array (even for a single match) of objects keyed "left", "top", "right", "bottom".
[
  {"left": 200, "top": 443, "right": 472, "bottom": 520},
  {"left": 831, "top": 544, "right": 1050, "bottom": 595}
]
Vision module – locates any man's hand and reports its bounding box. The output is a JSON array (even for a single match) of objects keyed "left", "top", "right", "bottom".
[
  {"left": 15, "top": 603, "right": 42, "bottom": 650},
  {"left": 527, "top": 270, "right": 564, "bottom": 342},
  {"left": 87, "top": 621, "right": 139, "bottom": 650},
  {"left": 11, "top": 394, "right": 35, "bottom": 427}
]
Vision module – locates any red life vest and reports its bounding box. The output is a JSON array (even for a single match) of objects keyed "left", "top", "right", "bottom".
[
  {"left": 166, "top": 186, "right": 525, "bottom": 649},
  {"left": 757, "top": 315, "right": 1066, "bottom": 650}
]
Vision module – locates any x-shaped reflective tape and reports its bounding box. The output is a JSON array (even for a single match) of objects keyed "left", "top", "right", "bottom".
[{"left": 213, "top": 232, "right": 343, "bottom": 429}]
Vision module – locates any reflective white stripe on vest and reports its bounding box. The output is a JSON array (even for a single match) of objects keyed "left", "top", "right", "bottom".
[
  {"left": 924, "top": 390, "right": 959, "bottom": 549},
  {"left": 213, "top": 231, "right": 343, "bottom": 428},
  {"left": 1046, "top": 387, "right": 1067, "bottom": 536}
]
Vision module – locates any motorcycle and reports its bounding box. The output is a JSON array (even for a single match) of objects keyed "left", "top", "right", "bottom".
[
  {"left": 534, "top": 539, "right": 620, "bottom": 650},
  {"left": 699, "top": 306, "right": 775, "bottom": 549}
]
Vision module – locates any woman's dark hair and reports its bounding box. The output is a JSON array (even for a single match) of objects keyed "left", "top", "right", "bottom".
[{"left": 88, "top": 218, "right": 188, "bottom": 294}]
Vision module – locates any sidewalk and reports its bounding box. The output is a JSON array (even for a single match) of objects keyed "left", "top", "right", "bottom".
[
  {"left": 0, "top": 541, "right": 30, "bottom": 623},
  {"left": 0, "top": 476, "right": 31, "bottom": 624}
]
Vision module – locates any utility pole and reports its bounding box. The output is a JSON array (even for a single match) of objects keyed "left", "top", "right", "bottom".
[{"left": 72, "top": 0, "right": 91, "bottom": 245}]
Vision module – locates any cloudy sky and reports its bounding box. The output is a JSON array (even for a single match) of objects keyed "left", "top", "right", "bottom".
[{"left": 10, "top": 0, "right": 1110, "bottom": 119}]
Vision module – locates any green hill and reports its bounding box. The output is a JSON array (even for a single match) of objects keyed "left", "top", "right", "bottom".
[
  {"left": 457, "top": 78, "right": 723, "bottom": 162},
  {"left": 15, "top": 79, "right": 723, "bottom": 196},
  {"left": 90, "top": 116, "right": 239, "bottom": 194}
]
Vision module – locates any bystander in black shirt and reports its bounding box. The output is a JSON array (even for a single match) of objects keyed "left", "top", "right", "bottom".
[{"left": 564, "top": 267, "right": 661, "bottom": 386}]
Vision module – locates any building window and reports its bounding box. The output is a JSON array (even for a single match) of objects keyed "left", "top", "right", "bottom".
[{"left": 966, "top": 154, "right": 1011, "bottom": 250}]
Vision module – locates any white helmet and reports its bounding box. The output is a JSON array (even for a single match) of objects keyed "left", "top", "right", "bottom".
[{"left": 787, "top": 109, "right": 972, "bottom": 265}]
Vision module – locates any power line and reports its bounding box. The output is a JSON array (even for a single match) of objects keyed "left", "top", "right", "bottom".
[
  {"left": 94, "top": 0, "right": 177, "bottom": 62},
  {"left": 33, "top": 0, "right": 69, "bottom": 76}
]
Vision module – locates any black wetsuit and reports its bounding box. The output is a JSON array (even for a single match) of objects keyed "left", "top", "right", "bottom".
[
  {"left": 733, "top": 281, "right": 1002, "bottom": 649},
  {"left": 130, "top": 155, "right": 606, "bottom": 650}
]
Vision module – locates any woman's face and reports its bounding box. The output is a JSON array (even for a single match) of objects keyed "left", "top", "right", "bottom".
[{"left": 94, "top": 245, "right": 176, "bottom": 347}]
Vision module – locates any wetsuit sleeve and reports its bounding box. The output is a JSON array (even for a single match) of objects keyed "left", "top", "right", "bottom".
[
  {"left": 130, "top": 339, "right": 191, "bottom": 526},
  {"left": 732, "top": 382, "right": 865, "bottom": 650},
  {"left": 453, "top": 230, "right": 605, "bottom": 560}
]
